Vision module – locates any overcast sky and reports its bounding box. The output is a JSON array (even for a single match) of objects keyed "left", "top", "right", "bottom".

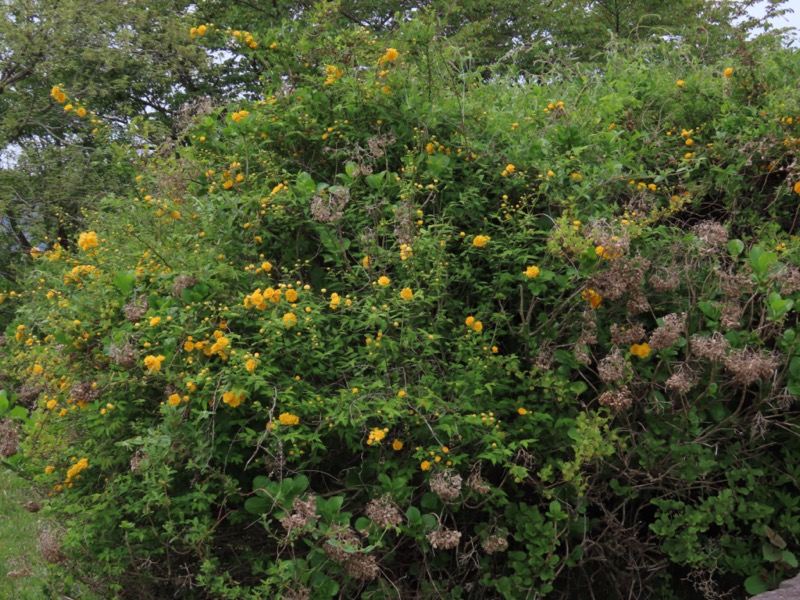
[{"left": 750, "top": 0, "right": 800, "bottom": 39}]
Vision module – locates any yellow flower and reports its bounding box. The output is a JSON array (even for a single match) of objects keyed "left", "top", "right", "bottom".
[
  {"left": 518, "top": 407, "right": 528, "bottom": 416},
  {"left": 677, "top": 79, "right": 685, "bottom": 87},
  {"left": 33, "top": 364, "right": 44, "bottom": 375},
  {"left": 465, "top": 316, "right": 475, "bottom": 327},
  {"left": 581, "top": 289, "right": 602, "bottom": 309},
  {"left": 64, "top": 104, "right": 73, "bottom": 111},
  {"left": 45, "top": 466, "right": 55, "bottom": 474},
  {"left": 794, "top": 182, "right": 800, "bottom": 195},
  {"left": 367, "top": 427, "right": 387, "bottom": 445},
  {"left": 77, "top": 231, "right": 99, "bottom": 251},
  {"left": 362, "top": 256, "right": 371, "bottom": 268},
  {"left": 630, "top": 343, "right": 651, "bottom": 359},
  {"left": 472, "top": 321, "right": 483, "bottom": 333},
  {"left": 261, "top": 261, "right": 272, "bottom": 273},
  {"left": 46, "top": 399, "right": 57, "bottom": 410},
  {"left": 282, "top": 312, "right": 297, "bottom": 327},
  {"left": 76, "top": 107, "right": 87, "bottom": 117},
  {"left": 400, "top": 287, "right": 413, "bottom": 301},
  {"left": 525, "top": 265, "right": 540, "bottom": 278},
  {"left": 420, "top": 460, "right": 431, "bottom": 471},
  {"left": 685, "top": 138, "right": 693, "bottom": 146},
  {"left": 143, "top": 354, "right": 165, "bottom": 373},
  {"left": 168, "top": 394, "right": 181, "bottom": 407},
  {"left": 380, "top": 48, "right": 399, "bottom": 63},
  {"left": 222, "top": 390, "right": 245, "bottom": 407},
  {"left": 245, "top": 358, "right": 256, "bottom": 372},
  {"left": 505, "top": 163, "right": 515, "bottom": 174},
  {"left": 397, "top": 389, "right": 406, "bottom": 398},
  {"left": 378, "top": 276, "right": 391, "bottom": 286},
  {"left": 186, "top": 381, "right": 197, "bottom": 392},
  {"left": 723, "top": 67, "right": 733, "bottom": 78},
  {"left": 184, "top": 340, "right": 195, "bottom": 352},
  {"left": 279, "top": 412, "right": 300, "bottom": 425},
  {"left": 197, "top": 24, "right": 207, "bottom": 35},
  {"left": 392, "top": 439, "right": 403, "bottom": 451},
  {"left": 472, "top": 235, "right": 490, "bottom": 248},
  {"left": 329, "top": 292, "right": 342, "bottom": 310},
  {"left": 149, "top": 316, "right": 161, "bottom": 326}
]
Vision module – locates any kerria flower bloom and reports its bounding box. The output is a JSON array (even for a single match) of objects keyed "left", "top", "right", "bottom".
[
  {"left": 77, "top": 231, "right": 98, "bottom": 251},
  {"left": 472, "top": 235, "right": 490, "bottom": 248}
]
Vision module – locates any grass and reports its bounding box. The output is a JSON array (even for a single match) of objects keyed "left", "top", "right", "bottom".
[{"left": 0, "top": 467, "right": 52, "bottom": 599}]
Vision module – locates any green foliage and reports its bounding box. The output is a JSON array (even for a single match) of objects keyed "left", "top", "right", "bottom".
[{"left": 2, "top": 7, "right": 800, "bottom": 600}]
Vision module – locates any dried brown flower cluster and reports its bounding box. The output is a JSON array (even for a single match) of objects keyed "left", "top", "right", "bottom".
[
  {"left": 70, "top": 381, "right": 100, "bottom": 403},
  {"left": 280, "top": 495, "right": 318, "bottom": 534},
  {"left": 311, "top": 188, "right": 350, "bottom": 223},
  {"left": 598, "top": 349, "right": 628, "bottom": 384},
  {"left": 123, "top": 297, "right": 149, "bottom": 322},
  {"left": 610, "top": 323, "right": 646, "bottom": 345},
  {"left": 430, "top": 471, "right": 463, "bottom": 503},
  {"left": 692, "top": 221, "right": 728, "bottom": 250},
  {"left": 364, "top": 496, "right": 403, "bottom": 528},
  {"left": 427, "top": 527, "right": 462, "bottom": 550},
  {"left": 691, "top": 333, "right": 730, "bottom": 362},
  {"left": 323, "top": 527, "right": 380, "bottom": 580},
  {"left": 0, "top": 419, "right": 19, "bottom": 457},
  {"left": 481, "top": 535, "right": 509, "bottom": 554},
  {"left": 598, "top": 387, "right": 633, "bottom": 412},
  {"left": 666, "top": 366, "right": 696, "bottom": 394},
  {"left": 724, "top": 348, "right": 779, "bottom": 385},
  {"left": 109, "top": 342, "right": 137, "bottom": 368},
  {"left": 648, "top": 313, "right": 686, "bottom": 351},
  {"left": 171, "top": 274, "right": 198, "bottom": 298}
]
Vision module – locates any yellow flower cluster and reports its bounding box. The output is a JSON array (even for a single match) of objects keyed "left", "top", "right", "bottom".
[
  {"left": 231, "top": 29, "right": 258, "bottom": 48},
  {"left": 189, "top": 24, "right": 208, "bottom": 37},
  {"left": 324, "top": 65, "right": 344, "bottom": 85},
  {"left": 465, "top": 316, "right": 483, "bottom": 332},
  {"left": 378, "top": 276, "right": 391, "bottom": 286},
  {"left": 230, "top": 110, "right": 249, "bottom": 123},
  {"left": 50, "top": 85, "right": 67, "bottom": 104},
  {"left": 65, "top": 457, "right": 88, "bottom": 483},
  {"left": 630, "top": 343, "right": 652, "bottom": 359},
  {"left": 282, "top": 312, "right": 297, "bottom": 327},
  {"left": 581, "top": 289, "right": 602, "bottom": 309},
  {"left": 222, "top": 390, "right": 245, "bottom": 407},
  {"left": 472, "top": 235, "right": 490, "bottom": 248},
  {"left": 279, "top": 412, "right": 300, "bottom": 425},
  {"left": 329, "top": 292, "right": 342, "bottom": 309},
  {"left": 244, "top": 287, "right": 282, "bottom": 310},
  {"left": 367, "top": 427, "right": 388, "bottom": 445},
  {"left": 501, "top": 163, "right": 515, "bottom": 177},
  {"left": 524, "top": 265, "right": 540, "bottom": 278},
  {"left": 143, "top": 354, "right": 165, "bottom": 373},
  {"left": 400, "top": 287, "right": 414, "bottom": 301},
  {"left": 379, "top": 48, "right": 399, "bottom": 64},
  {"left": 64, "top": 265, "right": 97, "bottom": 285},
  {"left": 168, "top": 393, "right": 182, "bottom": 406},
  {"left": 543, "top": 101, "right": 565, "bottom": 114}
]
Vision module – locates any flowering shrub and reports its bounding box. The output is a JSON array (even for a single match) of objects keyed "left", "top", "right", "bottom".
[{"left": 3, "top": 11, "right": 800, "bottom": 600}]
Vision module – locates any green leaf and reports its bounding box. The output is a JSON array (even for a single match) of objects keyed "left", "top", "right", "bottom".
[
  {"left": 244, "top": 496, "right": 271, "bottom": 515},
  {"left": 295, "top": 172, "right": 316, "bottom": 196},
  {"left": 727, "top": 239, "right": 744, "bottom": 257},
  {"left": 113, "top": 271, "right": 136, "bottom": 296},
  {"left": 744, "top": 574, "right": 769, "bottom": 596},
  {"left": 0, "top": 390, "right": 7, "bottom": 414}
]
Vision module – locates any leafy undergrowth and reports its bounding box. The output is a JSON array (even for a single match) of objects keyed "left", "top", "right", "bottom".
[
  {"left": 0, "top": 470, "right": 46, "bottom": 599},
  {"left": 2, "top": 9, "right": 800, "bottom": 600}
]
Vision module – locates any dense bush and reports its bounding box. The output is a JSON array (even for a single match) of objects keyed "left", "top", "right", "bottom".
[{"left": 2, "top": 10, "right": 800, "bottom": 599}]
